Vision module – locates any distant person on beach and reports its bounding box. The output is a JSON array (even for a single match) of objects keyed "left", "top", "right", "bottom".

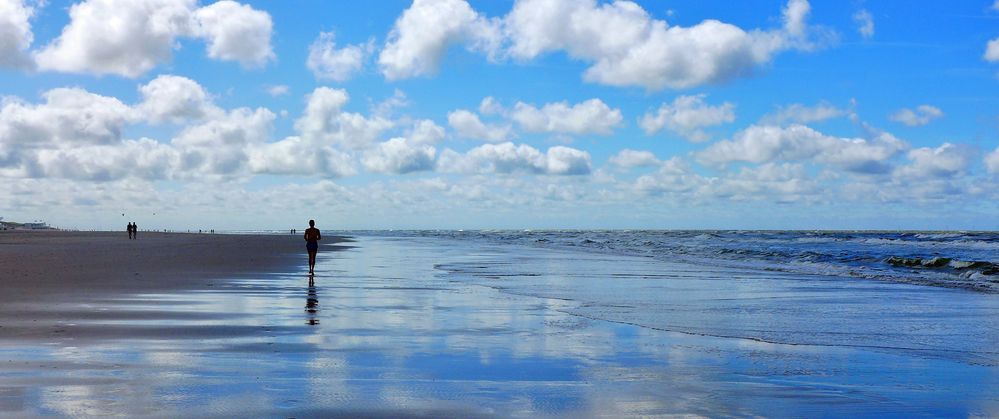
[
  {"left": 304, "top": 220, "right": 321, "bottom": 274},
  {"left": 127, "top": 222, "right": 133, "bottom": 239},
  {"left": 133, "top": 223, "right": 138, "bottom": 240}
]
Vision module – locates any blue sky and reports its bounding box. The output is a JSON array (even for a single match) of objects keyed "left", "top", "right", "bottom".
[{"left": 1, "top": 0, "right": 998, "bottom": 231}]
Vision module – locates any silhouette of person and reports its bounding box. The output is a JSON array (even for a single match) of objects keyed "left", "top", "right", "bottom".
[
  {"left": 127, "top": 222, "right": 133, "bottom": 239},
  {"left": 304, "top": 219, "right": 321, "bottom": 274},
  {"left": 133, "top": 223, "right": 138, "bottom": 240},
  {"left": 306, "top": 275, "right": 319, "bottom": 325}
]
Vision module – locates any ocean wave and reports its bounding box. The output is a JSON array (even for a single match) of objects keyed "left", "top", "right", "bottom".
[
  {"left": 855, "top": 237, "right": 999, "bottom": 252},
  {"left": 354, "top": 230, "right": 999, "bottom": 293},
  {"left": 949, "top": 239, "right": 999, "bottom": 251},
  {"left": 913, "top": 233, "right": 965, "bottom": 240},
  {"left": 886, "top": 256, "right": 999, "bottom": 275}
]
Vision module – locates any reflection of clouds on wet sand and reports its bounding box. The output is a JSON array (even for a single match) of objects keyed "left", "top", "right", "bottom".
[
  {"left": 41, "top": 382, "right": 161, "bottom": 417},
  {"left": 2, "top": 236, "right": 998, "bottom": 416}
]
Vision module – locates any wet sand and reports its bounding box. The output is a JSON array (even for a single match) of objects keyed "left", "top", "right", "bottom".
[
  {"left": 2, "top": 233, "right": 998, "bottom": 417},
  {"left": 0, "top": 230, "right": 342, "bottom": 341}
]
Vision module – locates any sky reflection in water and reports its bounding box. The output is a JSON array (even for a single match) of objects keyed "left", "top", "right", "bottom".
[{"left": 2, "top": 236, "right": 999, "bottom": 417}]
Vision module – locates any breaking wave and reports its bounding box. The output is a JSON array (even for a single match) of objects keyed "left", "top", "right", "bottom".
[{"left": 352, "top": 230, "right": 999, "bottom": 293}]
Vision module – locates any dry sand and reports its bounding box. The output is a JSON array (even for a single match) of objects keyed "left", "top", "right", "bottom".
[{"left": 0, "top": 230, "right": 341, "bottom": 341}]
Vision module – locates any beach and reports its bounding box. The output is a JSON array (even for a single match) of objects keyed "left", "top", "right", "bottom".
[
  {"left": 6, "top": 0, "right": 999, "bottom": 416},
  {"left": 0, "top": 231, "right": 329, "bottom": 342},
  {"left": 1, "top": 231, "right": 998, "bottom": 417}
]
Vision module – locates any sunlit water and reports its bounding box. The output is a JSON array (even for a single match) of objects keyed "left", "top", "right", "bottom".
[
  {"left": 2, "top": 234, "right": 999, "bottom": 417},
  {"left": 360, "top": 230, "right": 999, "bottom": 292}
]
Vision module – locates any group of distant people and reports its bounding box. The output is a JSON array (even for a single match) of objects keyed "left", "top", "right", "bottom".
[{"left": 121, "top": 218, "right": 323, "bottom": 275}]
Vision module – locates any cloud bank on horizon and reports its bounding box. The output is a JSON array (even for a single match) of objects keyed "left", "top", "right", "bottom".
[{"left": 0, "top": 0, "right": 998, "bottom": 230}]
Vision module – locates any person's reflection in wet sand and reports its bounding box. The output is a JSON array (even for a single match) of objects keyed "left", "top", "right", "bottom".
[{"left": 306, "top": 274, "right": 319, "bottom": 326}]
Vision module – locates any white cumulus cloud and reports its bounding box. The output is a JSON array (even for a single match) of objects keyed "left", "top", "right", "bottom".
[
  {"left": 635, "top": 157, "right": 704, "bottom": 194},
  {"left": 295, "top": 87, "right": 393, "bottom": 150},
  {"left": 172, "top": 107, "right": 275, "bottom": 176},
  {"left": 378, "top": 0, "right": 501, "bottom": 80},
  {"left": 34, "top": 0, "right": 195, "bottom": 77},
  {"left": 697, "top": 124, "right": 908, "bottom": 174},
  {"left": 639, "top": 95, "right": 735, "bottom": 142},
  {"left": 709, "top": 163, "right": 818, "bottom": 203},
  {"left": 362, "top": 137, "right": 437, "bottom": 174},
  {"left": 192, "top": 0, "right": 274, "bottom": 68},
  {"left": 637, "top": 158, "right": 821, "bottom": 203},
  {"left": 137, "top": 75, "right": 219, "bottom": 124},
  {"left": 447, "top": 109, "right": 511, "bottom": 142},
  {"left": 0, "top": 0, "right": 36, "bottom": 70},
  {"left": 986, "top": 37, "right": 999, "bottom": 62},
  {"left": 266, "top": 85, "right": 289, "bottom": 97},
  {"left": 378, "top": 0, "right": 829, "bottom": 89},
  {"left": 173, "top": 107, "right": 272, "bottom": 148},
  {"left": 985, "top": 146, "right": 999, "bottom": 175},
  {"left": 34, "top": 0, "right": 274, "bottom": 78},
  {"left": 0, "top": 87, "right": 198, "bottom": 181},
  {"left": 408, "top": 119, "right": 446, "bottom": 145},
  {"left": 371, "top": 89, "right": 410, "bottom": 117},
  {"left": 307, "top": 31, "right": 373, "bottom": 82},
  {"left": 0, "top": 83, "right": 387, "bottom": 183},
  {"left": 438, "top": 142, "right": 591, "bottom": 175},
  {"left": 248, "top": 136, "right": 356, "bottom": 178},
  {"left": 32, "top": 138, "right": 178, "bottom": 181},
  {"left": 504, "top": 0, "right": 832, "bottom": 90},
  {"left": 895, "top": 143, "right": 975, "bottom": 180},
  {"left": 478, "top": 96, "right": 504, "bottom": 115},
  {"left": 545, "top": 146, "right": 592, "bottom": 175},
  {"left": 297, "top": 87, "right": 349, "bottom": 135},
  {"left": 853, "top": 9, "right": 874, "bottom": 39},
  {"left": 511, "top": 98, "right": 622, "bottom": 135},
  {"left": 609, "top": 149, "right": 660, "bottom": 169},
  {"left": 761, "top": 101, "right": 845, "bottom": 125},
  {"left": 0, "top": 87, "right": 135, "bottom": 149},
  {"left": 890, "top": 105, "right": 943, "bottom": 126}
]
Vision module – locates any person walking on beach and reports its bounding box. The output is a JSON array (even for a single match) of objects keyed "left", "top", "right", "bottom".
[
  {"left": 127, "top": 222, "right": 133, "bottom": 239},
  {"left": 304, "top": 219, "right": 322, "bottom": 274},
  {"left": 132, "top": 222, "right": 138, "bottom": 240}
]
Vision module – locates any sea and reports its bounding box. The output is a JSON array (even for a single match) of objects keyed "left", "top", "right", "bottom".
[{"left": 352, "top": 230, "right": 999, "bottom": 293}]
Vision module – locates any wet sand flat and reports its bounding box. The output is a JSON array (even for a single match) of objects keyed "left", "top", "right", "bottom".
[
  {"left": 0, "top": 231, "right": 337, "bottom": 341},
  {"left": 2, "top": 233, "right": 998, "bottom": 417}
]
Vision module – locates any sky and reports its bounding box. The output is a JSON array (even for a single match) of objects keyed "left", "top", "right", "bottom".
[{"left": 1, "top": 0, "right": 998, "bottom": 231}]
